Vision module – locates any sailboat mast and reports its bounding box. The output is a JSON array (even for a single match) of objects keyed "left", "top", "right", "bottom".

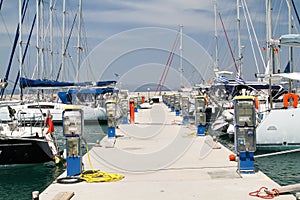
[
  {"left": 214, "top": 0, "right": 219, "bottom": 73},
  {"left": 19, "top": 0, "right": 23, "bottom": 100},
  {"left": 49, "top": 0, "right": 53, "bottom": 80},
  {"left": 266, "top": 0, "right": 273, "bottom": 108},
  {"left": 237, "top": 0, "right": 242, "bottom": 77},
  {"left": 36, "top": 0, "right": 41, "bottom": 100},
  {"left": 179, "top": 25, "right": 183, "bottom": 89},
  {"left": 76, "top": 0, "right": 82, "bottom": 82},
  {"left": 287, "top": 0, "right": 293, "bottom": 92},
  {"left": 41, "top": 0, "right": 45, "bottom": 79},
  {"left": 61, "top": 0, "right": 66, "bottom": 81},
  {"left": 36, "top": 0, "right": 40, "bottom": 80},
  {"left": 266, "top": 0, "right": 274, "bottom": 74}
]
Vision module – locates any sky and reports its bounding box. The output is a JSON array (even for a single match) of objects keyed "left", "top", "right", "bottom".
[{"left": 0, "top": 0, "right": 300, "bottom": 93}]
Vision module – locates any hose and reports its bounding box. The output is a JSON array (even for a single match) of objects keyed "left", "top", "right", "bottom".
[{"left": 56, "top": 176, "right": 83, "bottom": 184}]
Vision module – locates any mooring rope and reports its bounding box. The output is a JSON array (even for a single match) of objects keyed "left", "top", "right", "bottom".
[{"left": 254, "top": 148, "right": 300, "bottom": 158}]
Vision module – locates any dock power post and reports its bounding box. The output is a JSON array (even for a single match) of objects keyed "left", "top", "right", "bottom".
[
  {"left": 133, "top": 97, "right": 138, "bottom": 112},
  {"left": 120, "top": 99, "right": 129, "bottom": 124},
  {"left": 174, "top": 94, "right": 181, "bottom": 116},
  {"left": 181, "top": 96, "right": 189, "bottom": 125},
  {"left": 62, "top": 107, "right": 83, "bottom": 177},
  {"left": 162, "top": 94, "right": 166, "bottom": 105},
  {"left": 170, "top": 94, "right": 175, "bottom": 112},
  {"left": 166, "top": 94, "right": 171, "bottom": 108},
  {"left": 233, "top": 96, "right": 257, "bottom": 174},
  {"left": 105, "top": 100, "right": 117, "bottom": 138},
  {"left": 195, "top": 96, "right": 207, "bottom": 136},
  {"left": 137, "top": 95, "right": 142, "bottom": 109}
]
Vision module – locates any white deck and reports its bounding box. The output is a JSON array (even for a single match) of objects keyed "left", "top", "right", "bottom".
[{"left": 40, "top": 103, "right": 295, "bottom": 200}]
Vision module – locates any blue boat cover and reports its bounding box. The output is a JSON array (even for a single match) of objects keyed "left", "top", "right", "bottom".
[{"left": 20, "top": 77, "right": 116, "bottom": 88}]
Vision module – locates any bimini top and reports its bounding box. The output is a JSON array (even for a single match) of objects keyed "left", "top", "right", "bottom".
[{"left": 58, "top": 87, "right": 115, "bottom": 104}]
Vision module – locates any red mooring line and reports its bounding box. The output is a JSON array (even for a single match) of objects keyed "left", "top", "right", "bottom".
[
  {"left": 218, "top": 12, "right": 239, "bottom": 73},
  {"left": 155, "top": 30, "right": 180, "bottom": 95}
]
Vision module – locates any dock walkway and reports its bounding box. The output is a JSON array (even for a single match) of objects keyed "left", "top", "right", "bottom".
[{"left": 40, "top": 103, "right": 295, "bottom": 199}]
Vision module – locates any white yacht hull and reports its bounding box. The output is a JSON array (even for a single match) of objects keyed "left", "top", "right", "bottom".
[
  {"left": 256, "top": 108, "right": 300, "bottom": 150},
  {"left": 0, "top": 102, "right": 107, "bottom": 124}
]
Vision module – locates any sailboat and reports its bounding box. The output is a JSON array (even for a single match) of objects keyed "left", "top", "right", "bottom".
[
  {"left": 0, "top": 0, "right": 116, "bottom": 125},
  {"left": 0, "top": 79, "right": 116, "bottom": 125},
  {"left": 0, "top": 0, "right": 63, "bottom": 165},
  {"left": 254, "top": 0, "right": 300, "bottom": 151},
  {"left": 0, "top": 109, "right": 60, "bottom": 165},
  {"left": 210, "top": 0, "right": 300, "bottom": 151}
]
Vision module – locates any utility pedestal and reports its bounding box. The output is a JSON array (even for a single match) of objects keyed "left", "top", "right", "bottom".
[
  {"left": 170, "top": 94, "right": 175, "bottom": 112},
  {"left": 62, "top": 107, "right": 83, "bottom": 177},
  {"left": 234, "top": 96, "right": 257, "bottom": 174},
  {"left": 195, "top": 96, "right": 207, "bottom": 136},
  {"left": 105, "top": 100, "right": 117, "bottom": 138},
  {"left": 121, "top": 99, "right": 129, "bottom": 124},
  {"left": 174, "top": 94, "right": 180, "bottom": 116},
  {"left": 181, "top": 96, "right": 189, "bottom": 125}
]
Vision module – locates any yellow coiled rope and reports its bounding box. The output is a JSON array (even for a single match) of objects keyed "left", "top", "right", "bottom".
[
  {"left": 80, "top": 139, "right": 124, "bottom": 183},
  {"left": 80, "top": 169, "right": 124, "bottom": 183}
]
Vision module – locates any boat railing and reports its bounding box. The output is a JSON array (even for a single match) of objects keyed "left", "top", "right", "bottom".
[{"left": 17, "top": 110, "right": 44, "bottom": 127}]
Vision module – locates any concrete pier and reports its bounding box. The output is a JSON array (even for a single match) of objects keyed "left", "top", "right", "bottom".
[{"left": 40, "top": 103, "right": 295, "bottom": 199}]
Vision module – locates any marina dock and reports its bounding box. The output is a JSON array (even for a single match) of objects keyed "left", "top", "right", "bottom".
[{"left": 40, "top": 102, "right": 296, "bottom": 200}]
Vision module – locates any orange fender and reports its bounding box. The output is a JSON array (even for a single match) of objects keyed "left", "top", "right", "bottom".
[{"left": 254, "top": 97, "right": 259, "bottom": 110}]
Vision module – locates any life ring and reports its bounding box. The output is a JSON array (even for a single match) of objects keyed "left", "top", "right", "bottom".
[{"left": 283, "top": 93, "right": 298, "bottom": 108}]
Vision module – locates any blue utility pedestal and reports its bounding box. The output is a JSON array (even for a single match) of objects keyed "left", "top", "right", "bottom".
[
  {"left": 106, "top": 100, "right": 117, "bottom": 138},
  {"left": 181, "top": 96, "right": 189, "bottom": 125},
  {"left": 233, "top": 96, "right": 257, "bottom": 174},
  {"left": 63, "top": 108, "right": 84, "bottom": 177}
]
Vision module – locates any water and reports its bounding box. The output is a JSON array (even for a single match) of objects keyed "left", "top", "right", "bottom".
[
  {"left": 0, "top": 124, "right": 106, "bottom": 200},
  {"left": 1, "top": 124, "right": 300, "bottom": 199},
  {"left": 217, "top": 132, "right": 300, "bottom": 187},
  {"left": 255, "top": 152, "right": 300, "bottom": 186},
  {"left": 0, "top": 163, "right": 63, "bottom": 200}
]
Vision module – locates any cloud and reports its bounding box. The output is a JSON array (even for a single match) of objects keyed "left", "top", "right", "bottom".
[
  {"left": 0, "top": 0, "right": 300, "bottom": 93},
  {"left": 83, "top": 0, "right": 219, "bottom": 39}
]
